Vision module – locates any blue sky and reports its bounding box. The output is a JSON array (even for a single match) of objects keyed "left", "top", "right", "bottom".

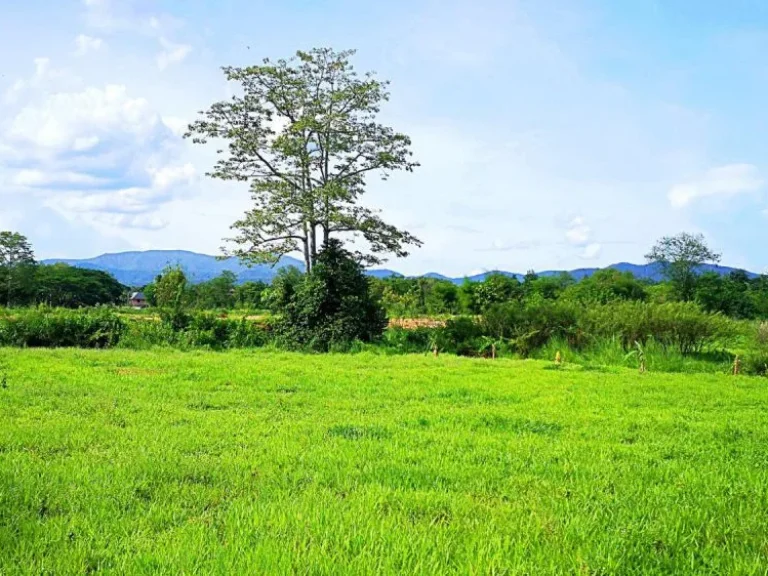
[{"left": 1, "top": 0, "right": 767, "bottom": 275}]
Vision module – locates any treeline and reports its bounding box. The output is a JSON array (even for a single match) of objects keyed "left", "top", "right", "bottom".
[
  {"left": 1, "top": 263, "right": 126, "bottom": 308},
  {"left": 141, "top": 271, "right": 268, "bottom": 310},
  {"left": 369, "top": 268, "right": 768, "bottom": 320},
  {"left": 136, "top": 264, "right": 768, "bottom": 323}
]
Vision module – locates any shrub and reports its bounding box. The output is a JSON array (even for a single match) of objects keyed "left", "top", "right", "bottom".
[
  {"left": 439, "top": 317, "right": 484, "bottom": 356},
  {"left": 117, "top": 313, "right": 273, "bottom": 350},
  {"left": 580, "top": 301, "right": 735, "bottom": 356},
  {"left": 757, "top": 322, "right": 768, "bottom": 349},
  {"left": 0, "top": 307, "right": 125, "bottom": 348},
  {"left": 742, "top": 352, "right": 768, "bottom": 377},
  {"left": 119, "top": 318, "right": 177, "bottom": 349},
  {"left": 276, "top": 240, "right": 388, "bottom": 351},
  {"left": 382, "top": 327, "right": 435, "bottom": 354},
  {"left": 479, "top": 301, "right": 582, "bottom": 357}
]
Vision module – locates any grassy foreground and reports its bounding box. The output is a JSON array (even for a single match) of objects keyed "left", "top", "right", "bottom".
[{"left": 1, "top": 351, "right": 767, "bottom": 575}]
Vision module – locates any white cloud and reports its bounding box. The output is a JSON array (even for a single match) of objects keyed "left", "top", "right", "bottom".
[
  {"left": 73, "top": 136, "right": 100, "bottom": 151},
  {"left": 34, "top": 57, "right": 50, "bottom": 78},
  {"left": 565, "top": 216, "right": 591, "bottom": 246},
  {"left": 50, "top": 186, "right": 171, "bottom": 215},
  {"left": 7, "top": 84, "right": 159, "bottom": 152},
  {"left": 81, "top": 0, "right": 178, "bottom": 37},
  {"left": 3, "top": 57, "right": 65, "bottom": 105},
  {"left": 149, "top": 163, "right": 196, "bottom": 189},
  {"left": 82, "top": 0, "right": 118, "bottom": 30},
  {"left": 92, "top": 213, "right": 169, "bottom": 230},
  {"left": 668, "top": 164, "right": 764, "bottom": 208},
  {"left": 156, "top": 38, "right": 192, "bottom": 70},
  {"left": 162, "top": 116, "right": 188, "bottom": 137},
  {"left": 580, "top": 243, "right": 601, "bottom": 260},
  {"left": 1, "top": 64, "right": 193, "bottom": 235},
  {"left": 75, "top": 34, "right": 104, "bottom": 55},
  {"left": 12, "top": 169, "right": 107, "bottom": 188},
  {"left": 3, "top": 79, "right": 25, "bottom": 104}
]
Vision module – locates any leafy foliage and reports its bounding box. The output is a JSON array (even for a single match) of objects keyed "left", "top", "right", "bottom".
[
  {"left": 186, "top": 47, "right": 421, "bottom": 271},
  {"left": 0, "top": 308, "right": 125, "bottom": 348},
  {"left": 154, "top": 266, "right": 191, "bottom": 330},
  {"left": 646, "top": 232, "right": 721, "bottom": 301},
  {"left": 275, "top": 239, "right": 387, "bottom": 350},
  {"left": 34, "top": 264, "right": 125, "bottom": 307},
  {"left": 0, "top": 231, "right": 36, "bottom": 307}
]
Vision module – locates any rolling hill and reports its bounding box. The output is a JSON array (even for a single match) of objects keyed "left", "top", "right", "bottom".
[
  {"left": 43, "top": 251, "right": 306, "bottom": 286},
  {"left": 42, "top": 250, "right": 759, "bottom": 286}
]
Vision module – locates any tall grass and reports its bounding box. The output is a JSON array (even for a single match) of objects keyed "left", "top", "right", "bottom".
[
  {"left": 0, "top": 307, "right": 125, "bottom": 348},
  {"left": 119, "top": 313, "right": 273, "bottom": 350},
  {"left": 534, "top": 336, "right": 735, "bottom": 375}
]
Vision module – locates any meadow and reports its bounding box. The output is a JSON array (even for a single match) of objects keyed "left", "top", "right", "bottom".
[{"left": 2, "top": 349, "right": 768, "bottom": 574}]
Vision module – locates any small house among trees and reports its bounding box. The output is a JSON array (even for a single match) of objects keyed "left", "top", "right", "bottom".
[{"left": 129, "top": 291, "right": 148, "bottom": 309}]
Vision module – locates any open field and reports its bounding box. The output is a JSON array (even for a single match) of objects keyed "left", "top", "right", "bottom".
[{"left": 1, "top": 350, "right": 768, "bottom": 574}]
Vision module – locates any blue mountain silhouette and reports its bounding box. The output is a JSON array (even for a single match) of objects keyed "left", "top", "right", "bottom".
[{"left": 43, "top": 250, "right": 759, "bottom": 286}]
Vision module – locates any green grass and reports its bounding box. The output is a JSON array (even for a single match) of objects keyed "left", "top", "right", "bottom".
[{"left": 1, "top": 350, "right": 768, "bottom": 575}]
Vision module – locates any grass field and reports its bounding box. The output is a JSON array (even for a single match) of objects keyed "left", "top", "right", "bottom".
[{"left": 1, "top": 350, "right": 768, "bottom": 574}]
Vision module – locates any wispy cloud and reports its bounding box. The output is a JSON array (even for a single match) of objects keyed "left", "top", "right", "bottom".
[
  {"left": 669, "top": 164, "right": 763, "bottom": 208},
  {"left": 579, "top": 243, "right": 601, "bottom": 260},
  {"left": 565, "top": 217, "right": 591, "bottom": 246},
  {"left": 156, "top": 37, "right": 192, "bottom": 70},
  {"left": 477, "top": 239, "right": 545, "bottom": 252},
  {"left": 75, "top": 34, "right": 104, "bottom": 55}
]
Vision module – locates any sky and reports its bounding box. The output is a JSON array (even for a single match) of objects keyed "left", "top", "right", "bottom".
[{"left": 1, "top": 0, "right": 768, "bottom": 276}]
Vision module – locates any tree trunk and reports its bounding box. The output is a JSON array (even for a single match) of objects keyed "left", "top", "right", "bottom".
[
  {"left": 6, "top": 261, "right": 12, "bottom": 308},
  {"left": 301, "top": 225, "right": 311, "bottom": 274},
  {"left": 310, "top": 224, "right": 318, "bottom": 268}
]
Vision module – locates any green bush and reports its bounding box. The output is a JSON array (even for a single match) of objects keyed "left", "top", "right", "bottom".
[
  {"left": 276, "top": 240, "right": 388, "bottom": 351},
  {"left": 0, "top": 307, "right": 125, "bottom": 348},
  {"left": 118, "top": 318, "right": 177, "bottom": 349},
  {"left": 742, "top": 352, "right": 768, "bottom": 377},
  {"left": 478, "top": 301, "right": 582, "bottom": 356},
  {"left": 580, "top": 301, "right": 735, "bottom": 356},
  {"left": 439, "top": 317, "right": 484, "bottom": 356},
  {"left": 382, "top": 327, "right": 435, "bottom": 354},
  {"left": 756, "top": 322, "right": 768, "bottom": 348},
  {"left": 121, "top": 313, "right": 273, "bottom": 350}
]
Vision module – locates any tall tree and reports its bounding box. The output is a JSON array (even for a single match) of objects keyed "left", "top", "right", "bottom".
[
  {"left": 186, "top": 47, "right": 421, "bottom": 273},
  {"left": 0, "top": 231, "right": 36, "bottom": 307},
  {"left": 154, "top": 266, "right": 188, "bottom": 310},
  {"left": 646, "top": 232, "right": 721, "bottom": 301}
]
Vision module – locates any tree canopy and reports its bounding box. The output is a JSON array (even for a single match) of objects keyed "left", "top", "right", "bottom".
[
  {"left": 186, "top": 47, "right": 421, "bottom": 273},
  {"left": 0, "top": 231, "right": 36, "bottom": 307},
  {"left": 646, "top": 232, "right": 721, "bottom": 301}
]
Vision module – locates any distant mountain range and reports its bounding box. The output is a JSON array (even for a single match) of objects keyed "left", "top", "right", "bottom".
[
  {"left": 42, "top": 250, "right": 760, "bottom": 287},
  {"left": 44, "top": 251, "right": 306, "bottom": 286}
]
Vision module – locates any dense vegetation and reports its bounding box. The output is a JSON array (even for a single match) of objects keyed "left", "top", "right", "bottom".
[
  {"left": 0, "top": 263, "right": 126, "bottom": 308},
  {"left": 3, "top": 349, "right": 768, "bottom": 574},
  {"left": 1, "top": 299, "right": 765, "bottom": 377},
  {"left": 371, "top": 268, "right": 768, "bottom": 320},
  {"left": 3, "top": 231, "right": 768, "bottom": 376}
]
